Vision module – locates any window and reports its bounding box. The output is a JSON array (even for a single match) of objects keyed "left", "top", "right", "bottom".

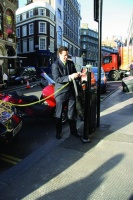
[
  {"left": 50, "top": 12, "right": 54, "bottom": 21},
  {"left": 68, "top": 3, "right": 69, "bottom": 12},
  {"left": 23, "top": 40, "right": 27, "bottom": 52},
  {"left": 22, "top": 25, "right": 27, "bottom": 37},
  {"left": 39, "top": 37, "right": 46, "bottom": 50},
  {"left": 22, "top": 13, "right": 26, "bottom": 20},
  {"left": 27, "top": 0, "right": 32, "bottom": 3},
  {"left": 39, "top": 22, "right": 46, "bottom": 33},
  {"left": 16, "top": 28, "right": 20, "bottom": 38},
  {"left": 6, "top": 10, "right": 13, "bottom": 34},
  {"left": 29, "top": 38, "right": 34, "bottom": 52},
  {"left": 83, "top": 44, "right": 86, "bottom": 49},
  {"left": 29, "top": 23, "right": 34, "bottom": 35},
  {"left": 58, "top": 0, "right": 62, "bottom": 4},
  {"left": 83, "top": 31, "right": 86, "bottom": 35},
  {"left": 29, "top": 10, "right": 33, "bottom": 18},
  {"left": 103, "top": 56, "right": 112, "bottom": 64},
  {"left": 17, "top": 42, "right": 21, "bottom": 53},
  {"left": 50, "top": 25, "right": 54, "bottom": 37},
  {"left": 57, "top": 26, "right": 62, "bottom": 47},
  {"left": 38, "top": 8, "right": 46, "bottom": 16},
  {"left": 58, "top": 9, "right": 62, "bottom": 19},
  {"left": 50, "top": 39, "right": 54, "bottom": 53},
  {"left": 16, "top": 15, "right": 20, "bottom": 23},
  {"left": 67, "top": 16, "right": 70, "bottom": 25}
]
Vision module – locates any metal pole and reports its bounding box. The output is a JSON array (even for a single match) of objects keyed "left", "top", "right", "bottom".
[
  {"left": 97, "top": 0, "right": 103, "bottom": 127},
  {"left": 81, "top": 67, "right": 91, "bottom": 143}
]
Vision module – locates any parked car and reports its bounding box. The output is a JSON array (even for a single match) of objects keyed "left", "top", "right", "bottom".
[
  {"left": 9, "top": 66, "right": 37, "bottom": 84},
  {"left": 91, "top": 66, "right": 107, "bottom": 93},
  {"left": 0, "top": 101, "right": 22, "bottom": 143},
  {"left": 35, "top": 66, "right": 51, "bottom": 78}
]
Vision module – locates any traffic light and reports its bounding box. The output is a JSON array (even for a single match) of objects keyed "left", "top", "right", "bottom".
[{"left": 94, "top": 0, "right": 99, "bottom": 22}]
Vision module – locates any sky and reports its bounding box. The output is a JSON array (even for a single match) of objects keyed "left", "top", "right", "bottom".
[{"left": 19, "top": 0, "right": 133, "bottom": 42}]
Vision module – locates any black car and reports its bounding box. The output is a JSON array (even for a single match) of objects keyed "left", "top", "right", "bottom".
[
  {"left": 0, "top": 101, "right": 22, "bottom": 142},
  {"left": 9, "top": 66, "right": 37, "bottom": 84}
]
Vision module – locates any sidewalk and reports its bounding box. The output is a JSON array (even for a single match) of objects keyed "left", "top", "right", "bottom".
[{"left": 0, "top": 87, "right": 133, "bottom": 200}]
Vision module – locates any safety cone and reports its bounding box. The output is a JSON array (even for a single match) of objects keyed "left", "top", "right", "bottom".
[{"left": 26, "top": 80, "right": 31, "bottom": 89}]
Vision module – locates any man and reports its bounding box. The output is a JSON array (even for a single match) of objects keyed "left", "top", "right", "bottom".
[{"left": 52, "top": 46, "right": 81, "bottom": 139}]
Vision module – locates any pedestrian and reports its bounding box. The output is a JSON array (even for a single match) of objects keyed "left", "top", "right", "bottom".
[
  {"left": 52, "top": 46, "right": 82, "bottom": 139},
  {"left": 130, "top": 60, "right": 133, "bottom": 76}
]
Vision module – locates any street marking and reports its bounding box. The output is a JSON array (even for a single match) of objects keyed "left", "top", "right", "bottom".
[{"left": 0, "top": 153, "right": 22, "bottom": 165}]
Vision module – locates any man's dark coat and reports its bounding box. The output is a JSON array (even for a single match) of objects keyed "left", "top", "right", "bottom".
[{"left": 52, "top": 59, "right": 77, "bottom": 101}]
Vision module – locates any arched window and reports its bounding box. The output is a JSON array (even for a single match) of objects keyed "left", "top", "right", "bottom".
[{"left": 6, "top": 10, "right": 13, "bottom": 34}]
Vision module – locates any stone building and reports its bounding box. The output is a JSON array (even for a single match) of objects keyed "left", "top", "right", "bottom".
[
  {"left": 16, "top": 0, "right": 81, "bottom": 70},
  {"left": 16, "top": 0, "right": 56, "bottom": 71},
  {"left": 80, "top": 23, "right": 98, "bottom": 65},
  {"left": 0, "top": 0, "right": 18, "bottom": 74}
]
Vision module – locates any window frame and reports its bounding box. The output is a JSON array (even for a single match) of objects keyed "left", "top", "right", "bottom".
[
  {"left": 29, "top": 23, "right": 34, "bottom": 35},
  {"left": 38, "top": 8, "right": 46, "bottom": 16},
  {"left": 16, "top": 28, "right": 20, "bottom": 38},
  {"left": 22, "top": 25, "right": 27, "bottom": 37},
  {"left": 29, "top": 10, "right": 33, "bottom": 18},
  {"left": 50, "top": 25, "right": 54, "bottom": 37},
  {"left": 39, "top": 22, "right": 46, "bottom": 34},
  {"left": 22, "top": 12, "right": 26, "bottom": 20},
  {"left": 39, "top": 37, "right": 46, "bottom": 50}
]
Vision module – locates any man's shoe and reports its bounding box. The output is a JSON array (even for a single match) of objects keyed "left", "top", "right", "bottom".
[{"left": 56, "top": 133, "right": 62, "bottom": 139}]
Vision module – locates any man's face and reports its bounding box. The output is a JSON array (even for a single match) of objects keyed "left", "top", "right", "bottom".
[{"left": 59, "top": 50, "right": 68, "bottom": 63}]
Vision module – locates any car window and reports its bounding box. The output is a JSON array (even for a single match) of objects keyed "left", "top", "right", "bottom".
[{"left": 10, "top": 69, "right": 23, "bottom": 76}]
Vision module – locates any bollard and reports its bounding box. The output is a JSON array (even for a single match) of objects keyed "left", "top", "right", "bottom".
[{"left": 81, "top": 67, "right": 91, "bottom": 143}]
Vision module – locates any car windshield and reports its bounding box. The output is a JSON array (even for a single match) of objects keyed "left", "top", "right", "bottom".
[{"left": 10, "top": 68, "right": 23, "bottom": 76}]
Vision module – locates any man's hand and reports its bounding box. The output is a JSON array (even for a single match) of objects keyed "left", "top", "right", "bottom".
[{"left": 69, "top": 72, "right": 81, "bottom": 80}]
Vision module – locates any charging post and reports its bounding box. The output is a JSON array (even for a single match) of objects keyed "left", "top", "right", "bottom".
[{"left": 81, "top": 65, "right": 91, "bottom": 143}]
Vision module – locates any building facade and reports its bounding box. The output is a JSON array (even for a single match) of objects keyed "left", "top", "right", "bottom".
[
  {"left": 16, "top": 0, "right": 56, "bottom": 71},
  {"left": 0, "top": 0, "right": 18, "bottom": 74},
  {"left": 126, "top": 11, "right": 133, "bottom": 63},
  {"left": 51, "top": 0, "right": 81, "bottom": 56},
  {"left": 16, "top": 0, "right": 81, "bottom": 70},
  {"left": 80, "top": 23, "right": 98, "bottom": 65},
  {"left": 63, "top": 0, "right": 81, "bottom": 56}
]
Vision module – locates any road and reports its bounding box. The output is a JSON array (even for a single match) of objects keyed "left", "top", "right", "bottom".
[
  {"left": 100, "top": 80, "right": 122, "bottom": 101},
  {"left": 0, "top": 80, "right": 122, "bottom": 174}
]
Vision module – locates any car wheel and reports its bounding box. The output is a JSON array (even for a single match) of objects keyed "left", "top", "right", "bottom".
[{"left": 109, "top": 71, "right": 119, "bottom": 81}]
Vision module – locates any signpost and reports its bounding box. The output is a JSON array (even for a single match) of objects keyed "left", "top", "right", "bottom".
[
  {"left": 81, "top": 66, "right": 91, "bottom": 143},
  {"left": 94, "top": 0, "right": 103, "bottom": 127}
]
